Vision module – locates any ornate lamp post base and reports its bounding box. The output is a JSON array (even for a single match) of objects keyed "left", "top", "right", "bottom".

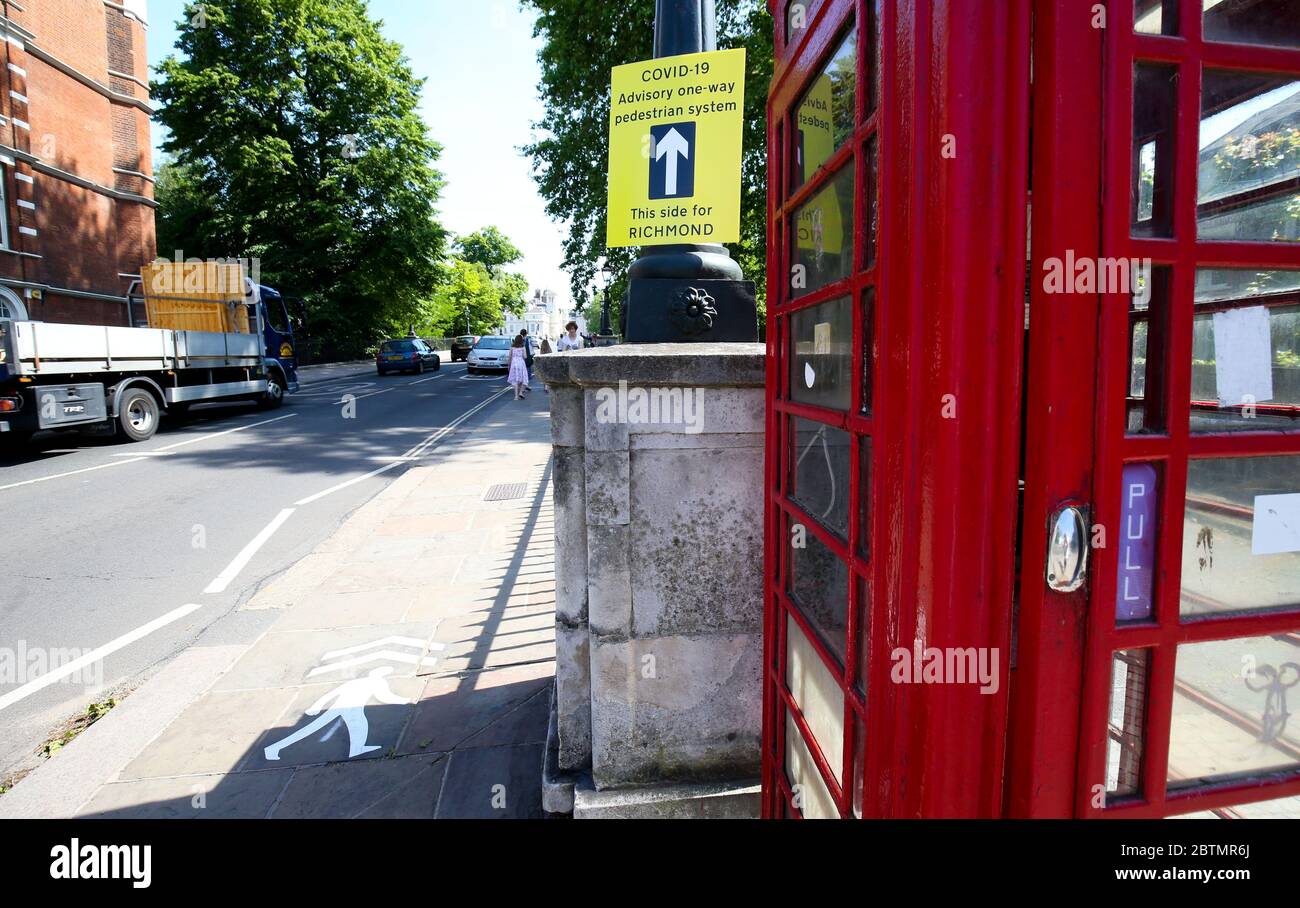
[{"left": 624, "top": 277, "right": 756, "bottom": 343}]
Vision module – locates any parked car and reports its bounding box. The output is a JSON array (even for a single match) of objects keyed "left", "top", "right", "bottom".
[
  {"left": 450, "top": 335, "right": 479, "bottom": 362},
  {"left": 376, "top": 338, "right": 440, "bottom": 375},
  {"left": 466, "top": 336, "right": 512, "bottom": 374}
]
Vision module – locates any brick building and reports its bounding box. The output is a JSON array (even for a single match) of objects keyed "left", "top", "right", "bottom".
[{"left": 0, "top": 0, "right": 155, "bottom": 326}]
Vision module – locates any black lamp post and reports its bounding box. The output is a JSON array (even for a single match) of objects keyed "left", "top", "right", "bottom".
[
  {"left": 598, "top": 263, "right": 613, "bottom": 337},
  {"left": 621, "top": 0, "right": 756, "bottom": 344}
]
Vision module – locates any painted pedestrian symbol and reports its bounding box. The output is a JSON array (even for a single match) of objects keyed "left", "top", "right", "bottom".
[
  {"left": 264, "top": 667, "right": 411, "bottom": 761},
  {"left": 649, "top": 122, "right": 695, "bottom": 200},
  {"left": 263, "top": 631, "right": 445, "bottom": 762}
]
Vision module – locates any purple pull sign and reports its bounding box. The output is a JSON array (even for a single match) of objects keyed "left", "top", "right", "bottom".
[{"left": 1116, "top": 464, "right": 1158, "bottom": 622}]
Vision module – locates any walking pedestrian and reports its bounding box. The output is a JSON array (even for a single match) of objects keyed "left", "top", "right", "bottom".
[
  {"left": 507, "top": 334, "right": 530, "bottom": 400},
  {"left": 521, "top": 328, "right": 535, "bottom": 386},
  {"left": 540, "top": 336, "right": 552, "bottom": 355}
]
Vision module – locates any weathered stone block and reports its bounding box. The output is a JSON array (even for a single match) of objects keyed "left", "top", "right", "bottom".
[
  {"left": 583, "top": 388, "right": 629, "bottom": 453},
  {"left": 554, "top": 624, "right": 591, "bottom": 771},
  {"left": 624, "top": 385, "right": 765, "bottom": 437},
  {"left": 573, "top": 778, "right": 760, "bottom": 819},
  {"left": 628, "top": 443, "right": 764, "bottom": 638},
  {"left": 547, "top": 384, "right": 584, "bottom": 449},
  {"left": 586, "top": 524, "right": 631, "bottom": 636},
  {"left": 589, "top": 633, "right": 763, "bottom": 789},
  {"left": 584, "top": 450, "right": 630, "bottom": 526},
  {"left": 552, "top": 446, "right": 588, "bottom": 624}
]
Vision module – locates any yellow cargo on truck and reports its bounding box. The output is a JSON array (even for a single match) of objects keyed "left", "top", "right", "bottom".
[{"left": 139, "top": 261, "right": 251, "bottom": 334}]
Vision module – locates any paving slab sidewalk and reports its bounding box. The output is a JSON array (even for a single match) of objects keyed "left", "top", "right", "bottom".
[{"left": 3, "top": 382, "right": 556, "bottom": 820}]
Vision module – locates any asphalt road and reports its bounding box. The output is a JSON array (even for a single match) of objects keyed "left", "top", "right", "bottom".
[{"left": 0, "top": 360, "right": 517, "bottom": 779}]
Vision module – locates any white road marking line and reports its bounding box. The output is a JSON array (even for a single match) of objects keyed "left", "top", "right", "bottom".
[
  {"left": 110, "top": 451, "right": 175, "bottom": 457},
  {"left": 203, "top": 507, "right": 297, "bottom": 594},
  {"left": 332, "top": 387, "right": 396, "bottom": 403},
  {"left": 153, "top": 413, "right": 297, "bottom": 452},
  {"left": 408, "top": 373, "right": 447, "bottom": 385},
  {"left": 0, "top": 602, "right": 204, "bottom": 714},
  {"left": 0, "top": 458, "right": 148, "bottom": 492},
  {"left": 294, "top": 386, "right": 511, "bottom": 506}
]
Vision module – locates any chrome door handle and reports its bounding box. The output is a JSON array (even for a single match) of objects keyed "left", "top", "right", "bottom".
[{"left": 1046, "top": 505, "right": 1088, "bottom": 593}]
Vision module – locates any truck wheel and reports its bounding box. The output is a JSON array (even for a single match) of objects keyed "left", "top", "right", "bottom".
[
  {"left": 118, "top": 388, "right": 159, "bottom": 442},
  {"left": 259, "top": 373, "right": 286, "bottom": 409}
]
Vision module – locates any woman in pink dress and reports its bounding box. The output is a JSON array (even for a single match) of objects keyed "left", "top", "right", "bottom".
[{"left": 507, "top": 334, "right": 530, "bottom": 399}]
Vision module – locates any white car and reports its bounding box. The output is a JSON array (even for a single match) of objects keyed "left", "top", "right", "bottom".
[{"left": 466, "top": 336, "right": 513, "bottom": 374}]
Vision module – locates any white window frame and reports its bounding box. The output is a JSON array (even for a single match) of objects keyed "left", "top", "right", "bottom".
[
  {"left": 0, "top": 286, "right": 27, "bottom": 320},
  {"left": 0, "top": 167, "right": 9, "bottom": 250}
]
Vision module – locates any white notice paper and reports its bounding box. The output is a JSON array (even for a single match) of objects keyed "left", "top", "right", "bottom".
[
  {"left": 1213, "top": 306, "right": 1274, "bottom": 407},
  {"left": 1253, "top": 493, "right": 1300, "bottom": 556}
]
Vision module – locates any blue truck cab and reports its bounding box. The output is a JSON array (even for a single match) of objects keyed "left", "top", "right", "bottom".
[{"left": 256, "top": 284, "right": 300, "bottom": 400}]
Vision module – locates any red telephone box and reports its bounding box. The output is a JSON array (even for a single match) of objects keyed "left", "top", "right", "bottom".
[{"left": 763, "top": 0, "right": 1300, "bottom": 818}]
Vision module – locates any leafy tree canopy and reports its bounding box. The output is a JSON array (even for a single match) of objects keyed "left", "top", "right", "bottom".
[
  {"left": 410, "top": 226, "right": 531, "bottom": 337},
  {"left": 455, "top": 226, "right": 530, "bottom": 321},
  {"left": 152, "top": 0, "right": 448, "bottom": 358},
  {"left": 521, "top": 0, "right": 772, "bottom": 318}
]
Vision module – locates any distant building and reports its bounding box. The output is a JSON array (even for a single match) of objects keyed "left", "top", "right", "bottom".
[
  {"left": 0, "top": 0, "right": 156, "bottom": 325},
  {"left": 503, "top": 288, "right": 578, "bottom": 340}
]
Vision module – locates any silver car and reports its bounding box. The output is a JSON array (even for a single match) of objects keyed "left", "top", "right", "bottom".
[{"left": 466, "top": 336, "right": 512, "bottom": 374}]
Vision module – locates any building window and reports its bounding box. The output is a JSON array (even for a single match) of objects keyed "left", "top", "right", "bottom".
[
  {"left": 0, "top": 287, "right": 28, "bottom": 320},
  {"left": 0, "top": 169, "right": 9, "bottom": 250}
]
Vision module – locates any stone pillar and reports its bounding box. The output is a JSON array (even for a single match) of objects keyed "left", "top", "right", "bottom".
[{"left": 538, "top": 344, "right": 765, "bottom": 818}]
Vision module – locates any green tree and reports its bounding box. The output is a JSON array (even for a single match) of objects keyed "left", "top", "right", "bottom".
[
  {"left": 422, "top": 258, "right": 501, "bottom": 337},
  {"left": 152, "top": 0, "right": 448, "bottom": 357},
  {"left": 458, "top": 226, "right": 523, "bottom": 273},
  {"left": 456, "top": 226, "right": 530, "bottom": 320},
  {"left": 580, "top": 289, "right": 619, "bottom": 336},
  {"left": 153, "top": 154, "right": 224, "bottom": 259},
  {"left": 521, "top": 0, "right": 772, "bottom": 319},
  {"left": 417, "top": 226, "right": 533, "bottom": 336}
]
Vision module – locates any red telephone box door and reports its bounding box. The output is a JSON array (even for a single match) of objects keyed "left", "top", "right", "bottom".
[
  {"left": 763, "top": 0, "right": 1030, "bottom": 818},
  {"left": 765, "top": 0, "right": 1300, "bottom": 819},
  {"left": 1011, "top": 0, "right": 1300, "bottom": 819}
]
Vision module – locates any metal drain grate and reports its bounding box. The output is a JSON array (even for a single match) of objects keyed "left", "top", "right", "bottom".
[{"left": 483, "top": 482, "right": 528, "bottom": 502}]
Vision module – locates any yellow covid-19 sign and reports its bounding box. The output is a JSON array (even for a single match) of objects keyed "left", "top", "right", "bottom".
[
  {"left": 605, "top": 48, "right": 746, "bottom": 248},
  {"left": 794, "top": 74, "right": 843, "bottom": 256}
]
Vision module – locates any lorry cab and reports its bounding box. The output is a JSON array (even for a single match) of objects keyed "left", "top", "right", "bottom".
[{"left": 255, "top": 284, "right": 300, "bottom": 398}]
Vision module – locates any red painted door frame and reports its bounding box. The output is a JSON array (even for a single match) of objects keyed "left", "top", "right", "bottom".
[
  {"left": 763, "top": 0, "right": 1031, "bottom": 818},
  {"left": 1003, "top": 0, "right": 1106, "bottom": 819}
]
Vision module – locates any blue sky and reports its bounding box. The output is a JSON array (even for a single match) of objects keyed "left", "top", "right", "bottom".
[{"left": 144, "top": 0, "right": 573, "bottom": 307}]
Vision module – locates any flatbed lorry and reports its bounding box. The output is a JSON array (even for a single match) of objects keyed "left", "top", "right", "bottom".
[{"left": 0, "top": 276, "right": 299, "bottom": 446}]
